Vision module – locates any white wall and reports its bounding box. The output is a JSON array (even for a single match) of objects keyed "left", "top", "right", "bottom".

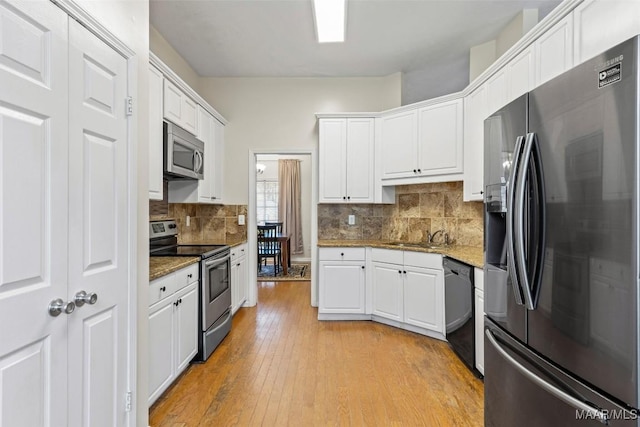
[
  {"left": 496, "top": 9, "right": 539, "bottom": 57},
  {"left": 401, "top": 54, "right": 470, "bottom": 104},
  {"left": 150, "top": 25, "right": 200, "bottom": 91},
  {"left": 73, "top": 1, "right": 149, "bottom": 426},
  {"left": 257, "top": 155, "right": 312, "bottom": 260},
  {"left": 199, "top": 76, "right": 401, "bottom": 205}
]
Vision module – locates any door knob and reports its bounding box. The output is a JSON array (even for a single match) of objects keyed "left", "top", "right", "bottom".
[
  {"left": 49, "top": 298, "right": 75, "bottom": 317},
  {"left": 74, "top": 290, "right": 98, "bottom": 307}
]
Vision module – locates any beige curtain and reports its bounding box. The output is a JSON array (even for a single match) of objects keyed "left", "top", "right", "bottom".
[{"left": 278, "top": 159, "right": 303, "bottom": 254}]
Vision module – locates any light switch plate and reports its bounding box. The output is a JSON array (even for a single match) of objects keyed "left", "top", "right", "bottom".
[
  {"left": 186, "top": 215, "right": 191, "bottom": 227},
  {"left": 238, "top": 214, "right": 245, "bottom": 225},
  {"left": 348, "top": 215, "right": 355, "bottom": 225}
]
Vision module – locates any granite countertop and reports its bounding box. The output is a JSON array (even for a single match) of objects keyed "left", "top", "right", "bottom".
[
  {"left": 317, "top": 239, "right": 484, "bottom": 269},
  {"left": 149, "top": 257, "right": 200, "bottom": 281}
]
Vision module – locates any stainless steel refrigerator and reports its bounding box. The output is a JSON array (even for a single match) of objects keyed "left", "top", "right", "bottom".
[{"left": 484, "top": 35, "right": 639, "bottom": 426}]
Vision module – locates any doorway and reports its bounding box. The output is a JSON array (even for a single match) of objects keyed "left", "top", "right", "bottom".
[{"left": 247, "top": 149, "right": 318, "bottom": 307}]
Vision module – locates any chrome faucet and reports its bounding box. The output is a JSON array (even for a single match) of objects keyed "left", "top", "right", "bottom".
[{"left": 427, "top": 229, "right": 445, "bottom": 244}]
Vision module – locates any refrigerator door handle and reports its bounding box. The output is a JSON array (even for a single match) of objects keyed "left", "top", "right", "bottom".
[
  {"left": 506, "top": 135, "right": 526, "bottom": 305},
  {"left": 485, "top": 329, "right": 610, "bottom": 425}
]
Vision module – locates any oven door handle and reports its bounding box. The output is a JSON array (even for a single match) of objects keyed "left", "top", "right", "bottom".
[{"left": 205, "top": 256, "right": 230, "bottom": 268}]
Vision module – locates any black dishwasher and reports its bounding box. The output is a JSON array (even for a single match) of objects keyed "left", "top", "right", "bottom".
[{"left": 443, "top": 257, "right": 481, "bottom": 377}]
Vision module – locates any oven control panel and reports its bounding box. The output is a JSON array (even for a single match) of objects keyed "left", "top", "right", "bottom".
[{"left": 150, "top": 220, "right": 178, "bottom": 239}]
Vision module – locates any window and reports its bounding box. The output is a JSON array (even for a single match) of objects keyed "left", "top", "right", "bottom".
[{"left": 256, "top": 180, "right": 279, "bottom": 224}]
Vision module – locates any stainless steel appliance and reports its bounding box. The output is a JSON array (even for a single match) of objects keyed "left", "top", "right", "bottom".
[
  {"left": 164, "top": 121, "right": 204, "bottom": 180},
  {"left": 484, "top": 36, "right": 639, "bottom": 426},
  {"left": 150, "top": 220, "right": 231, "bottom": 361},
  {"left": 444, "top": 257, "right": 479, "bottom": 376}
]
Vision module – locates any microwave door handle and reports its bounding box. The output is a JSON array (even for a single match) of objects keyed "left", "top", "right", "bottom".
[
  {"left": 485, "top": 329, "right": 609, "bottom": 424},
  {"left": 506, "top": 135, "right": 525, "bottom": 305},
  {"left": 196, "top": 151, "right": 204, "bottom": 174}
]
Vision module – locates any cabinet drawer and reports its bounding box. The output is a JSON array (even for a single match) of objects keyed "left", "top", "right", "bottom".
[
  {"left": 404, "top": 251, "right": 442, "bottom": 269},
  {"left": 176, "top": 263, "right": 199, "bottom": 290},
  {"left": 231, "top": 244, "right": 247, "bottom": 261},
  {"left": 371, "top": 248, "right": 403, "bottom": 264},
  {"left": 149, "top": 273, "right": 177, "bottom": 306},
  {"left": 319, "top": 247, "right": 365, "bottom": 261}
]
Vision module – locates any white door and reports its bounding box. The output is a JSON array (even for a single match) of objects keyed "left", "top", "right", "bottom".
[
  {"left": 404, "top": 266, "right": 443, "bottom": 333},
  {"left": 417, "top": 100, "right": 463, "bottom": 175},
  {"left": 318, "top": 262, "right": 366, "bottom": 314},
  {"left": 67, "top": 19, "right": 130, "bottom": 427},
  {"left": 371, "top": 262, "right": 403, "bottom": 321},
  {"left": 345, "top": 118, "right": 374, "bottom": 202},
  {"left": 318, "top": 119, "right": 346, "bottom": 202},
  {"left": 0, "top": 1, "right": 69, "bottom": 426},
  {"left": 381, "top": 110, "right": 418, "bottom": 179}
]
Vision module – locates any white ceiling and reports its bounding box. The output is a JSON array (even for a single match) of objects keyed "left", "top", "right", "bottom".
[{"left": 149, "top": 0, "right": 562, "bottom": 78}]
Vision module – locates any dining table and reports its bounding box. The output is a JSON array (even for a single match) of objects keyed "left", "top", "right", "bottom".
[{"left": 258, "top": 232, "right": 291, "bottom": 275}]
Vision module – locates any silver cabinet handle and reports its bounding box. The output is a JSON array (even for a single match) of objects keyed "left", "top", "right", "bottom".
[
  {"left": 49, "top": 298, "right": 75, "bottom": 316},
  {"left": 485, "top": 329, "right": 609, "bottom": 424},
  {"left": 74, "top": 290, "right": 98, "bottom": 307}
]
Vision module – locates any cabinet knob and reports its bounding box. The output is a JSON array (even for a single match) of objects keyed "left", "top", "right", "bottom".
[
  {"left": 340, "top": 252, "right": 344, "bottom": 257},
  {"left": 417, "top": 169, "right": 421, "bottom": 173},
  {"left": 343, "top": 196, "right": 346, "bottom": 200},
  {"left": 398, "top": 270, "right": 402, "bottom": 274},
  {"left": 187, "top": 273, "right": 192, "bottom": 278},
  {"left": 160, "top": 286, "right": 166, "bottom": 292},
  {"left": 403, "top": 270, "right": 407, "bottom": 274},
  {"left": 361, "top": 266, "right": 365, "bottom": 269},
  {"left": 413, "top": 169, "right": 417, "bottom": 173},
  {"left": 347, "top": 196, "right": 351, "bottom": 200}
]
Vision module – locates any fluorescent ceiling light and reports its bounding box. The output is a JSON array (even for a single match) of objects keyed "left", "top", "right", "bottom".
[{"left": 313, "top": 0, "right": 346, "bottom": 43}]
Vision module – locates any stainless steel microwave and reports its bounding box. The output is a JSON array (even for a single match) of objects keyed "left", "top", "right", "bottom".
[{"left": 164, "top": 121, "right": 204, "bottom": 180}]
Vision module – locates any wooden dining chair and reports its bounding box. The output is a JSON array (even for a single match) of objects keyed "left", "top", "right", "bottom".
[
  {"left": 257, "top": 224, "right": 281, "bottom": 274},
  {"left": 264, "top": 221, "right": 283, "bottom": 234}
]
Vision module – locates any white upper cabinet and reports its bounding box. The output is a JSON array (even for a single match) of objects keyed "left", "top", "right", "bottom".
[
  {"left": 382, "top": 98, "right": 463, "bottom": 181},
  {"left": 573, "top": 0, "right": 640, "bottom": 65},
  {"left": 486, "top": 68, "right": 507, "bottom": 117},
  {"left": 417, "top": 99, "right": 464, "bottom": 176},
  {"left": 381, "top": 109, "right": 418, "bottom": 179},
  {"left": 149, "top": 64, "right": 164, "bottom": 201},
  {"left": 163, "top": 79, "right": 198, "bottom": 135},
  {"left": 463, "top": 84, "right": 488, "bottom": 201},
  {"left": 212, "top": 118, "right": 225, "bottom": 202},
  {"left": 506, "top": 45, "right": 536, "bottom": 103},
  {"left": 319, "top": 118, "right": 374, "bottom": 203},
  {"left": 535, "top": 13, "right": 574, "bottom": 86}
]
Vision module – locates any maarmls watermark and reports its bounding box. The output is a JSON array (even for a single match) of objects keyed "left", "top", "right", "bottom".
[{"left": 576, "top": 408, "right": 638, "bottom": 421}]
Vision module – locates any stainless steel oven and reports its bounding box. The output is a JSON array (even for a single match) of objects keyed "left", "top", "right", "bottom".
[
  {"left": 200, "top": 248, "right": 232, "bottom": 361},
  {"left": 150, "top": 220, "right": 231, "bottom": 362}
]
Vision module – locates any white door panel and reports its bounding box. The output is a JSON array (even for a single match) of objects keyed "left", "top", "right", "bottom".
[
  {"left": 0, "top": 1, "right": 68, "bottom": 426},
  {"left": 67, "top": 19, "right": 129, "bottom": 427}
]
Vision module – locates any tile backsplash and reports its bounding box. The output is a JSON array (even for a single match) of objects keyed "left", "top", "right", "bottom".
[
  {"left": 150, "top": 203, "right": 248, "bottom": 244},
  {"left": 318, "top": 181, "right": 483, "bottom": 247}
]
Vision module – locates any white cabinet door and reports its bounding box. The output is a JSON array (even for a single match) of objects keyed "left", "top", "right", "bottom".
[
  {"left": 237, "top": 255, "right": 247, "bottom": 308},
  {"left": 486, "top": 68, "right": 508, "bottom": 117},
  {"left": 417, "top": 99, "right": 464, "bottom": 176},
  {"left": 381, "top": 109, "right": 418, "bottom": 179},
  {"left": 346, "top": 118, "right": 374, "bottom": 202},
  {"left": 149, "top": 64, "right": 164, "bottom": 200},
  {"left": 0, "top": 2, "right": 68, "bottom": 424},
  {"left": 574, "top": 0, "right": 640, "bottom": 66},
  {"left": 535, "top": 13, "right": 574, "bottom": 86},
  {"left": 319, "top": 262, "right": 366, "bottom": 314},
  {"left": 230, "top": 261, "right": 239, "bottom": 313},
  {"left": 67, "top": 20, "right": 130, "bottom": 427},
  {"left": 463, "top": 84, "right": 488, "bottom": 201},
  {"left": 474, "top": 288, "right": 485, "bottom": 375},
  {"left": 507, "top": 46, "right": 536, "bottom": 103},
  {"left": 404, "top": 266, "right": 444, "bottom": 333},
  {"left": 148, "top": 301, "right": 174, "bottom": 405},
  {"left": 196, "top": 106, "right": 215, "bottom": 203},
  {"left": 175, "top": 283, "right": 198, "bottom": 373},
  {"left": 372, "top": 262, "right": 404, "bottom": 321},
  {"left": 319, "top": 119, "right": 347, "bottom": 202},
  {"left": 163, "top": 79, "right": 197, "bottom": 135},
  {"left": 211, "top": 118, "right": 225, "bottom": 202}
]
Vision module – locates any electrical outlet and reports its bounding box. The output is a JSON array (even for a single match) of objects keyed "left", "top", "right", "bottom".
[
  {"left": 348, "top": 215, "right": 356, "bottom": 225},
  {"left": 238, "top": 214, "right": 245, "bottom": 225}
]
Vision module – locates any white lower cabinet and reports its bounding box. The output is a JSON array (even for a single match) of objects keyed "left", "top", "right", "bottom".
[
  {"left": 148, "top": 264, "right": 199, "bottom": 406},
  {"left": 371, "top": 249, "right": 445, "bottom": 336},
  {"left": 231, "top": 243, "right": 248, "bottom": 314},
  {"left": 318, "top": 248, "right": 367, "bottom": 316},
  {"left": 474, "top": 267, "right": 485, "bottom": 375}
]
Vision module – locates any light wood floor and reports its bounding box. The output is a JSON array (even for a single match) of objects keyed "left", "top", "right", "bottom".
[{"left": 149, "top": 281, "right": 484, "bottom": 426}]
